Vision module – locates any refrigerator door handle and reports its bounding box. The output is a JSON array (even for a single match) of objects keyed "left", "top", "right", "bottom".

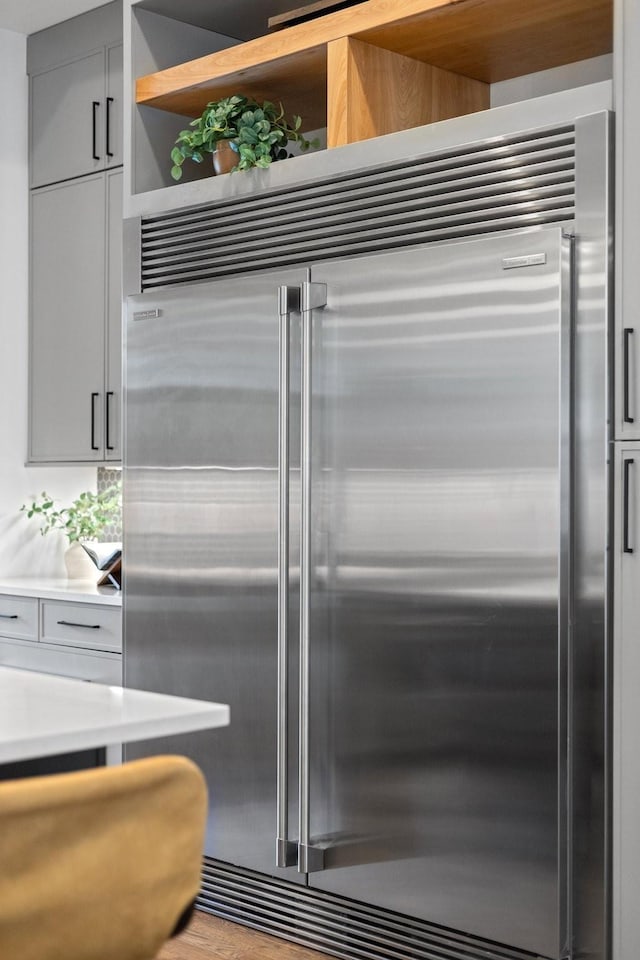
[
  {"left": 298, "top": 281, "right": 327, "bottom": 874},
  {"left": 276, "top": 285, "right": 300, "bottom": 868}
]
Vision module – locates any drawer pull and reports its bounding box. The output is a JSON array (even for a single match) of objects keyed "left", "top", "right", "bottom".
[
  {"left": 57, "top": 620, "right": 101, "bottom": 630},
  {"left": 0, "top": 614, "right": 18, "bottom": 620}
]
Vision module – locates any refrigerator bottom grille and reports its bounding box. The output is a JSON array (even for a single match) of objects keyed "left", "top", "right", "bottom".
[{"left": 198, "top": 859, "right": 546, "bottom": 960}]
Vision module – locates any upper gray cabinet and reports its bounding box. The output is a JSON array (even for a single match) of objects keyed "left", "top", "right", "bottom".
[
  {"left": 616, "top": 0, "right": 640, "bottom": 441},
  {"left": 30, "top": 43, "right": 123, "bottom": 189},
  {"left": 30, "top": 174, "right": 107, "bottom": 462},
  {"left": 28, "top": 1, "right": 123, "bottom": 463},
  {"left": 29, "top": 169, "right": 123, "bottom": 463}
]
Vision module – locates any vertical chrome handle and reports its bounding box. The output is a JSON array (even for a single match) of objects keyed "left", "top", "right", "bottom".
[
  {"left": 276, "top": 285, "right": 299, "bottom": 869},
  {"left": 298, "top": 281, "right": 326, "bottom": 874},
  {"left": 624, "top": 328, "right": 635, "bottom": 424},
  {"left": 624, "top": 458, "right": 634, "bottom": 554}
]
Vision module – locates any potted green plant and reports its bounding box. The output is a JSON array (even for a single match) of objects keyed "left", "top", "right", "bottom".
[
  {"left": 21, "top": 484, "right": 122, "bottom": 579},
  {"left": 170, "top": 94, "right": 317, "bottom": 180}
]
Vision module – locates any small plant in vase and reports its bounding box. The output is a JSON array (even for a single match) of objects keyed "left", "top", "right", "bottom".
[
  {"left": 21, "top": 484, "right": 122, "bottom": 580},
  {"left": 170, "top": 94, "right": 318, "bottom": 180}
]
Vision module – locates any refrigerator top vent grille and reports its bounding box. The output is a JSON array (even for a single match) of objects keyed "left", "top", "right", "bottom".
[{"left": 140, "top": 124, "right": 576, "bottom": 290}]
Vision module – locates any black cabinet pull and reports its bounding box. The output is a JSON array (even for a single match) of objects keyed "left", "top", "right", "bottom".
[
  {"left": 106, "top": 97, "right": 114, "bottom": 158},
  {"left": 92, "top": 101, "right": 100, "bottom": 160},
  {"left": 0, "top": 614, "right": 18, "bottom": 620},
  {"left": 57, "top": 620, "right": 101, "bottom": 629},
  {"left": 624, "top": 328, "right": 635, "bottom": 424},
  {"left": 91, "top": 392, "right": 99, "bottom": 451},
  {"left": 106, "top": 391, "right": 115, "bottom": 450},
  {"left": 624, "top": 458, "right": 634, "bottom": 554}
]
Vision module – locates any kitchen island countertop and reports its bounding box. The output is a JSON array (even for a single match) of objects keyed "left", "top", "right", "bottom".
[{"left": 0, "top": 666, "right": 229, "bottom": 764}]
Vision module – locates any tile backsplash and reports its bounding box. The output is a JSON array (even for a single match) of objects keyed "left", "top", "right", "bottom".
[{"left": 98, "top": 467, "right": 122, "bottom": 541}]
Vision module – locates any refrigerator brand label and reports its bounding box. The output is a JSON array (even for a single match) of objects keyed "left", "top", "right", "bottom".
[
  {"left": 502, "top": 253, "right": 547, "bottom": 270},
  {"left": 132, "top": 308, "right": 161, "bottom": 321}
]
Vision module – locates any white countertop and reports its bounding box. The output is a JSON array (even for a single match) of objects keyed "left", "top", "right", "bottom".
[
  {"left": 0, "top": 578, "right": 121, "bottom": 606},
  {"left": 0, "top": 667, "right": 229, "bottom": 763}
]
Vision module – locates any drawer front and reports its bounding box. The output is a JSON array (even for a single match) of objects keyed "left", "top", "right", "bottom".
[
  {"left": 0, "top": 596, "right": 38, "bottom": 641},
  {"left": 0, "top": 638, "right": 122, "bottom": 685},
  {"left": 41, "top": 601, "right": 122, "bottom": 653}
]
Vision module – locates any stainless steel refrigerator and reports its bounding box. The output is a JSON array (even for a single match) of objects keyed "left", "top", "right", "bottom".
[{"left": 124, "top": 216, "right": 607, "bottom": 960}]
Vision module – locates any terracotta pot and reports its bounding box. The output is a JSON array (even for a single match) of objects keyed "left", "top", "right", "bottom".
[
  {"left": 64, "top": 541, "right": 97, "bottom": 580},
  {"left": 212, "top": 140, "right": 238, "bottom": 175}
]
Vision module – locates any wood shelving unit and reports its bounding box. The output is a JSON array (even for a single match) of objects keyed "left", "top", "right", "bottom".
[{"left": 135, "top": 0, "right": 612, "bottom": 148}]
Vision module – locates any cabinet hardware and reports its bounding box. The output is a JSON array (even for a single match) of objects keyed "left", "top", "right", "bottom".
[
  {"left": 92, "top": 101, "right": 100, "bottom": 160},
  {"left": 106, "top": 97, "right": 114, "bottom": 158},
  {"left": 57, "top": 620, "right": 101, "bottom": 629},
  {"left": 624, "top": 328, "right": 635, "bottom": 423},
  {"left": 0, "top": 614, "right": 18, "bottom": 620},
  {"left": 624, "top": 458, "right": 634, "bottom": 554},
  {"left": 91, "top": 392, "right": 99, "bottom": 451},
  {"left": 106, "top": 391, "right": 115, "bottom": 451}
]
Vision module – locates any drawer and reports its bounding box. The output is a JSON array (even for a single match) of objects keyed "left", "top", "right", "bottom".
[
  {"left": 0, "top": 596, "right": 38, "bottom": 642},
  {"left": 0, "top": 638, "right": 122, "bottom": 684},
  {"left": 41, "top": 601, "right": 122, "bottom": 653}
]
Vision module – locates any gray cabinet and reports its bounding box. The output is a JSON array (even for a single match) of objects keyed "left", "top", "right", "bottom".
[
  {"left": 0, "top": 592, "right": 121, "bottom": 684},
  {"left": 614, "top": 443, "right": 640, "bottom": 959},
  {"left": 29, "top": 169, "right": 122, "bottom": 463},
  {"left": 106, "top": 169, "right": 123, "bottom": 461},
  {"left": 30, "top": 43, "right": 123, "bottom": 189},
  {"left": 616, "top": 0, "right": 640, "bottom": 442},
  {"left": 614, "top": 0, "right": 640, "bottom": 957}
]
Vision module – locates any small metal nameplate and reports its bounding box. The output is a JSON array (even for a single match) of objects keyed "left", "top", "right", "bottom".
[
  {"left": 502, "top": 253, "right": 547, "bottom": 270},
  {"left": 133, "top": 308, "right": 161, "bottom": 321}
]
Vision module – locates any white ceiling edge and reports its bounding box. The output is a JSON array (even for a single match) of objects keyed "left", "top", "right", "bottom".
[{"left": 0, "top": 0, "right": 114, "bottom": 36}]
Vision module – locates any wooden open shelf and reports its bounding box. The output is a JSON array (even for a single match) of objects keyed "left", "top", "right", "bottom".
[{"left": 136, "top": 0, "right": 613, "bottom": 148}]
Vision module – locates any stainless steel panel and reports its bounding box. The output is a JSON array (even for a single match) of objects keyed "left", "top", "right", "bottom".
[
  {"left": 124, "top": 267, "right": 307, "bottom": 881},
  {"left": 571, "top": 111, "right": 613, "bottom": 960},
  {"left": 307, "top": 228, "right": 568, "bottom": 958}
]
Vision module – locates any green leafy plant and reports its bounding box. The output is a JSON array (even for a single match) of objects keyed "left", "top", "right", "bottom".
[
  {"left": 170, "top": 94, "right": 318, "bottom": 180},
  {"left": 21, "top": 483, "right": 122, "bottom": 543}
]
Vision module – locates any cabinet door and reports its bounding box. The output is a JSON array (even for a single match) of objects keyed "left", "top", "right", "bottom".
[
  {"left": 105, "top": 44, "right": 123, "bottom": 170},
  {"left": 614, "top": 444, "right": 640, "bottom": 957},
  {"left": 615, "top": 0, "right": 640, "bottom": 441},
  {"left": 105, "top": 169, "right": 123, "bottom": 461},
  {"left": 30, "top": 175, "right": 105, "bottom": 462},
  {"left": 31, "top": 51, "right": 105, "bottom": 189}
]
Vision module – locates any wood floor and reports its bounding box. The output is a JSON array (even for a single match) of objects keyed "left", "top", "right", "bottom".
[{"left": 156, "top": 910, "right": 330, "bottom": 960}]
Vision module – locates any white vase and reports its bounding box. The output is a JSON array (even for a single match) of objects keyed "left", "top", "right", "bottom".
[{"left": 64, "top": 542, "right": 97, "bottom": 580}]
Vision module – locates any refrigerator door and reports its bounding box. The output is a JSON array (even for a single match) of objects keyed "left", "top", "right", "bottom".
[
  {"left": 124, "top": 267, "right": 306, "bottom": 882},
  {"left": 305, "top": 229, "right": 570, "bottom": 957}
]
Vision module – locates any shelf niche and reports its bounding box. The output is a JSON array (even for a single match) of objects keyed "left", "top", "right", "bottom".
[{"left": 131, "top": 0, "right": 612, "bottom": 194}]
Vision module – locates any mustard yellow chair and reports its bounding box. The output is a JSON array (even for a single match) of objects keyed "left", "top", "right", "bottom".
[{"left": 0, "top": 755, "right": 208, "bottom": 960}]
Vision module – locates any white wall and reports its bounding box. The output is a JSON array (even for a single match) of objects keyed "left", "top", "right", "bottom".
[{"left": 0, "top": 28, "right": 95, "bottom": 577}]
